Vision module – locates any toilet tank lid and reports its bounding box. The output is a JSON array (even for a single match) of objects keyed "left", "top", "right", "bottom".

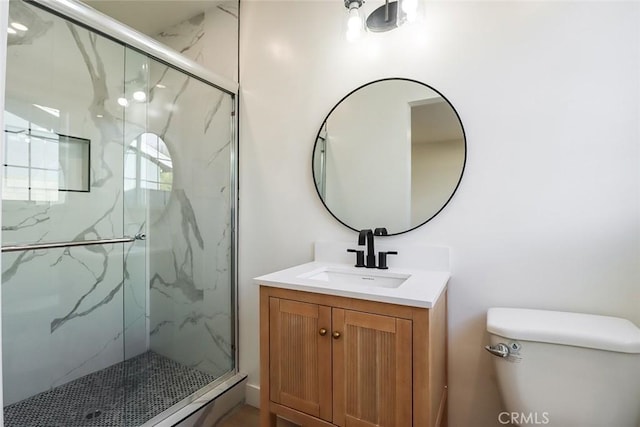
[{"left": 487, "top": 308, "right": 640, "bottom": 354}]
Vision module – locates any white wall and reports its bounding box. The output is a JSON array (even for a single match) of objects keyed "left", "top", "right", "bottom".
[{"left": 239, "top": 1, "right": 640, "bottom": 425}]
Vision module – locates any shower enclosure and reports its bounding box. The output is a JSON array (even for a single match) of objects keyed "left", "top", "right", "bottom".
[{"left": 1, "top": 1, "right": 238, "bottom": 425}]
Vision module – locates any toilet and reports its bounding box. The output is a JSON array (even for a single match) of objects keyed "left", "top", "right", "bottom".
[{"left": 486, "top": 307, "right": 640, "bottom": 427}]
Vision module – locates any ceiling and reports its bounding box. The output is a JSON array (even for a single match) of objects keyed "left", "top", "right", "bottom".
[{"left": 82, "top": 0, "right": 212, "bottom": 37}]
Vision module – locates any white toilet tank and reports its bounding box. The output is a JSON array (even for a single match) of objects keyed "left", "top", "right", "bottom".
[{"left": 486, "top": 308, "right": 640, "bottom": 427}]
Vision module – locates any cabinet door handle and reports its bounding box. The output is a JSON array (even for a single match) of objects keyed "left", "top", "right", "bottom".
[
  {"left": 332, "top": 331, "right": 341, "bottom": 339},
  {"left": 319, "top": 328, "right": 327, "bottom": 336}
]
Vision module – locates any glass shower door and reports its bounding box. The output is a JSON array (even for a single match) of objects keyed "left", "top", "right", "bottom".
[
  {"left": 121, "top": 49, "right": 236, "bottom": 424},
  {"left": 2, "top": 2, "right": 237, "bottom": 426},
  {"left": 2, "top": 1, "right": 132, "bottom": 425}
]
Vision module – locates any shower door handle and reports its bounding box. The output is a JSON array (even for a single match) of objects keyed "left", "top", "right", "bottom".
[{"left": 1, "top": 234, "right": 146, "bottom": 253}]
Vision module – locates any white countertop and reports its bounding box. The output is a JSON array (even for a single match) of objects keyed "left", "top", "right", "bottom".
[{"left": 254, "top": 261, "right": 450, "bottom": 309}]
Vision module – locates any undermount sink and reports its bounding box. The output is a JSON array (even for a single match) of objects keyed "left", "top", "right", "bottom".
[{"left": 298, "top": 266, "right": 411, "bottom": 289}]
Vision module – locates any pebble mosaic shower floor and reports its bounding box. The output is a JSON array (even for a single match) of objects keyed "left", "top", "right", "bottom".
[{"left": 3, "top": 351, "right": 217, "bottom": 427}]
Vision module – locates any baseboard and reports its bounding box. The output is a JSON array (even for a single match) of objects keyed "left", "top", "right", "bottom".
[{"left": 245, "top": 383, "right": 260, "bottom": 408}]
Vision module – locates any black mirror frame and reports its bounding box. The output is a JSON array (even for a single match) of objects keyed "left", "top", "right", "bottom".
[{"left": 311, "top": 77, "right": 467, "bottom": 236}]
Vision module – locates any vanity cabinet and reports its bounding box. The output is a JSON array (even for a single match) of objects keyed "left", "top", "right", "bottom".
[{"left": 259, "top": 285, "right": 448, "bottom": 427}]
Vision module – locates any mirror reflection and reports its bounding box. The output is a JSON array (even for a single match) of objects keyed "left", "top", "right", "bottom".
[{"left": 313, "top": 78, "right": 465, "bottom": 235}]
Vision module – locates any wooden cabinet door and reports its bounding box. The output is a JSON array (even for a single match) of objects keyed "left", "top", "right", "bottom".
[
  {"left": 332, "top": 309, "right": 413, "bottom": 427},
  {"left": 269, "top": 298, "right": 332, "bottom": 422}
]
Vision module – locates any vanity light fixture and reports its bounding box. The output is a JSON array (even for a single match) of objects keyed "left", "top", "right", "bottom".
[
  {"left": 345, "top": 0, "right": 365, "bottom": 41},
  {"left": 345, "top": 0, "right": 419, "bottom": 37}
]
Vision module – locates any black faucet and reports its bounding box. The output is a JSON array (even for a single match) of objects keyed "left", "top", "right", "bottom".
[{"left": 358, "top": 229, "right": 376, "bottom": 268}]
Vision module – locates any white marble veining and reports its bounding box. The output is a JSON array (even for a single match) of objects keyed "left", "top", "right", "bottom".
[
  {"left": 31, "top": 0, "right": 237, "bottom": 94},
  {"left": 143, "top": 53, "right": 234, "bottom": 378},
  {"left": 119, "top": 1, "right": 238, "bottom": 379},
  {"left": 154, "top": 1, "right": 239, "bottom": 83},
  {"left": 2, "top": 3, "right": 133, "bottom": 405},
  {"left": 254, "top": 242, "right": 450, "bottom": 308},
  {"left": 2, "top": 0, "right": 236, "bottom": 409}
]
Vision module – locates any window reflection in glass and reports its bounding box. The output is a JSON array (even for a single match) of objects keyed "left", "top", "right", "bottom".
[
  {"left": 3, "top": 110, "right": 90, "bottom": 201},
  {"left": 124, "top": 133, "right": 173, "bottom": 192}
]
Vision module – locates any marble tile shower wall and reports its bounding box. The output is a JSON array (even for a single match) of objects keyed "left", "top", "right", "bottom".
[
  {"left": 144, "top": 62, "right": 234, "bottom": 379},
  {"left": 2, "top": 0, "right": 236, "bottom": 406},
  {"left": 153, "top": 1, "right": 239, "bottom": 84},
  {"left": 2, "top": 2, "right": 144, "bottom": 405},
  {"left": 145, "top": 0, "right": 238, "bottom": 379}
]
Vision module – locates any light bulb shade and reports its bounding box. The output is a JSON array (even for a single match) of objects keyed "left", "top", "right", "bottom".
[
  {"left": 347, "top": 8, "right": 363, "bottom": 31},
  {"left": 345, "top": 0, "right": 365, "bottom": 41}
]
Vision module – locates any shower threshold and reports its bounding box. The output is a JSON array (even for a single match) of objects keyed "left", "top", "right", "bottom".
[{"left": 3, "top": 351, "right": 219, "bottom": 427}]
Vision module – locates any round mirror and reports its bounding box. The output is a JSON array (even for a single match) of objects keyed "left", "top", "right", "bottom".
[{"left": 312, "top": 78, "right": 466, "bottom": 235}]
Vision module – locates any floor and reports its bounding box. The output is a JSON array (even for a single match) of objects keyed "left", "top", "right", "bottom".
[
  {"left": 3, "top": 351, "right": 217, "bottom": 427},
  {"left": 217, "top": 405, "right": 299, "bottom": 427}
]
